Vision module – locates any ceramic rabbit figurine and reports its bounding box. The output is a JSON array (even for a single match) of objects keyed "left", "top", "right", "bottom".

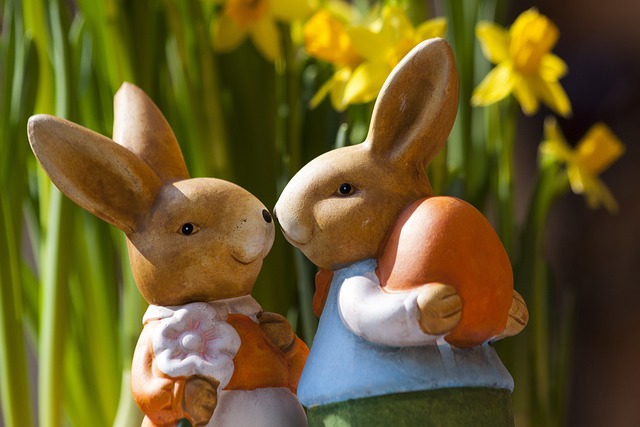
[
  {"left": 27, "top": 83, "right": 308, "bottom": 427},
  {"left": 274, "top": 38, "right": 528, "bottom": 425}
]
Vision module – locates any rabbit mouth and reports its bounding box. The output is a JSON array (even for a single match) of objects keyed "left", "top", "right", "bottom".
[
  {"left": 231, "top": 254, "right": 258, "bottom": 265},
  {"left": 277, "top": 220, "right": 313, "bottom": 247},
  {"left": 280, "top": 228, "right": 308, "bottom": 248}
]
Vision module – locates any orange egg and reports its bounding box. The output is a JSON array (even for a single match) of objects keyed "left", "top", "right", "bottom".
[{"left": 377, "top": 196, "right": 513, "bottom": 347}]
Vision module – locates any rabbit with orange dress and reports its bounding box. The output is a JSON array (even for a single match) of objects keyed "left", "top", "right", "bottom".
[
  {"left": 274, "top": 38, "right": 528, "bottom": 425},
  {"left": 28, "top": 83, "right": 308, "bottom": 427}
]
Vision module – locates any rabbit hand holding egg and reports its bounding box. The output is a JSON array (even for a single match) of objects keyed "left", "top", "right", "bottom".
[
  {"left": 274, "top": 39, "right": 528, "bottom": 423},
  {"left": 28, "top": 83, "right": 308, "bottom": 427}
]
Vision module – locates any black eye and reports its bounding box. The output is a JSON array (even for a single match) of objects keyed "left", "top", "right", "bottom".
[
  {"left": 262, "top": 209, "right": 272, "bottom": 223},
  {"left": 337, "top": 183, "right": 355, "bottom": 196},
  {"left": 180, "top": 223, "right": 195, "bottom": 236}
]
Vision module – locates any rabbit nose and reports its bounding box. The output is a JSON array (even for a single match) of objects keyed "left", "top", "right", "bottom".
[{"left": 262, "top": 209, "right": 272, "bottom": 223}]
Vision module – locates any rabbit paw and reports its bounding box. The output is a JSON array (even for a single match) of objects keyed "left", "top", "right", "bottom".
[
  {"left": 182, "top": 376, "right": 218, "bottom": 427},
  {"left": 493, "top": 290, "right": 529, "bottom": 341},
  {"left": 257, "top": 312, "right": 296, "bottom": 352},
  {"left": 417, "top": 283, "right": 462, "bottom": 335}
]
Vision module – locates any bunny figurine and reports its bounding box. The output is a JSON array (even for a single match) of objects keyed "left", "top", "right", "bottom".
[
  {"left": 274, "top": 38, "right": 528, "bottom": 425},
  {"left": 27, "top": 83, "right": 308, "bottom": 427}
]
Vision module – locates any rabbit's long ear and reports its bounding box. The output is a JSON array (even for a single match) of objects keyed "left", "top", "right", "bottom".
[
  {"left": 28, "top": 114, "right": 162, "bottom": 234},
  {"left": 366, "top": 38, "right": 459, "bottom": 168},
  {"left": 113, "top": 82, "right": 189, "bottom": 182}
]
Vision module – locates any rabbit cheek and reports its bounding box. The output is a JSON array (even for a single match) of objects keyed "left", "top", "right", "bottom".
[
  {"left": 125, "top": 237, "right": 168, "bottom": 305},
  {"left": 126, "top": 227, "right": 220, "bottom": 304}
]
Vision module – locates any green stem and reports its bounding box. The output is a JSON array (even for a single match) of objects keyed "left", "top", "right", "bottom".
[
  {"left": 113, "top": 231, "right": 146, "bottom": 427},
  {"left": 514, "top": 163, "right": 569, "bottom": 426},
  {"left": 294, "top": 249, "right": 318, "bottom": 345},
  {"left": 492, "top": 97, "right": 517, "bottom": 256},
  {"left": 74, "top": 216, "right": 120, "bottom": 420},
  {"left": 0, "top": 196, "right": 35, "bottom": 427},
  {"left": 39, "top": 189, "right": 74, "bottom": 427},
  {"left": 37, "top": 0, "right": 74, "bottom": 425},
  {"left": 443, "top": 0, "right": 480, "bottom": 194},
  {"left": 275, "top": 25, "right": 318, "bottom": 341}
]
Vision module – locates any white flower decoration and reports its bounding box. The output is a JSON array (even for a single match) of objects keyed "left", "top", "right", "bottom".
[{"left": 151, "top": 302, "right": 241, "bottom": 389}]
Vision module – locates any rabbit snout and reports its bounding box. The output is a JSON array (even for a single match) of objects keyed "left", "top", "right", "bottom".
[
  {"left": 272, "top": 205, "right": 313, "bottom": 247},
  {"left": 228, "top": 209, "right": 276, "bottom": 265}
]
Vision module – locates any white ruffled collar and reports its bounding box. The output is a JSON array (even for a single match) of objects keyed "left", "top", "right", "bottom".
[{"left": 143, "top": 295, "right": 261, "bottom": 325}]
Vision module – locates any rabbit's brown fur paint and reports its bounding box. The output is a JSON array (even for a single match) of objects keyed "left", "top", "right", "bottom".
[{"left": 275, "top": 38, "right": 527, "bottom": 347}]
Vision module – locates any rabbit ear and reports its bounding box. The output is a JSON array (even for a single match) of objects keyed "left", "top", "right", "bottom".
[
  {"left": 113, "top": 82, "right": 190, "bottom": 182},
  {"left": 28, "top": 114, "right": 163, "bottom": 234},
  {"left": 365, "top": 38, "right": 459, "bottom": 169}
]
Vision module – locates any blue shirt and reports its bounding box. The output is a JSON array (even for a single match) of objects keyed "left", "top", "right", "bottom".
[{"left": 297, "top": 259, "right": 514, "bottom": 407}]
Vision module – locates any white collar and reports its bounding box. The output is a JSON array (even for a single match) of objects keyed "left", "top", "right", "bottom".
[{"left": 143, "top": 295, "right": 261, "bottom": 325}]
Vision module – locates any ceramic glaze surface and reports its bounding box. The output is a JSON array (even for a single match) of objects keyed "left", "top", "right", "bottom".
[
  {"left": 27, "top": 82, "right": 308, "bottom": 427},
  {"left": 297, "top": 259, "right": 513, "bottom": 408},
  {"left": 275, "top": 38, "right": 528, "bottom": 423}
]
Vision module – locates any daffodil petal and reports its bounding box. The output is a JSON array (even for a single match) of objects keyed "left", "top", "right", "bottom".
[
  {"left": 271, "top": 0, "right": 313, "bottom": 22},
  {"left": 309, "top": 77, "right": 334, "bottom": 109},
  {"left": 589, "top": 178, "right": 619, "bottom": 213},
  {"left": 476, "top": 22, "right": 510, "bottom": 64},
  {"left": 509, "top": 9, "right": 559, "bottom": 74},
  {"left": 539, "top": 53, "right": 567, "bottom": 81},
  {"left": 535, "top": 78, "right": 572, "bottom": 117},
  {"left": 566, "top": 164, "right": 587, "bottom": 194},
  {"left": 325, "top": 0, "right": 358, "bottom": 22},
  {"left": 576, "top": 123, "right": 625, "bottom": 175},
  {"left": 303, "top": 10, "right": 361, "bottom": 67},
  {"left": 343, "top": 61, "right": 389, "bottom": 105},
  {"left": 348, "top": 26, "right": 388, "bottom": 60},
  {"left": 380, "top": 5, "right": 414, "bottom": 45},
  {"left": 512, "top": 76, "right": 540, "bottom": 115},
  {"left": 576, "top": 171, "right": 619, "bottom": 212},
  {"left": 471, "top": 63, "right": 515, "bottom": 106},
  {"left": 510, "top": 8, "right": 558, "bottom": 53},
  {"left": 309, "top": 68, "right": 351, "bottom": 111},
  {"left": 543, "top": 116, "right": 567, "bottom": 145},
  {"left": 212, "top": 15, "right": 248, "bottom": 52},
  {"left": 329, "top": 67, "right": 352, "bottom": 111},
  {"left": 415, "top": 17, "right": 447, "bottom": 41},
  {"left": 250, "top": 17, "right": 281, "bottom": 61}
]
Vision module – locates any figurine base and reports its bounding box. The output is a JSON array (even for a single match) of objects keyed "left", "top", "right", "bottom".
[{"left": 306, "top": 387, "right": 514, "bottom": 427}]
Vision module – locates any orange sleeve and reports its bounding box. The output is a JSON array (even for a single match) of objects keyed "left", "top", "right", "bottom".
[
  {"left": 226, "top": 315, "right": 308, "bottom": 393},
  {"left": 131, "top": 323, "right": 186, "bottom": 425},
  {"left": 313, "top": 269, "right": 333, "bottom": 317},
  {"left": 286, "top": 337, "right": 310, "bottom": 393}
]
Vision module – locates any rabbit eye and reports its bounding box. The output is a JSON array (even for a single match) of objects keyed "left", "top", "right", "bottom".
[
  {"left": 180, "top": 223, "right": 199, "bottom": 236},
  {"left": 337, "top": 183, "right": 355, "bottom": 196}
]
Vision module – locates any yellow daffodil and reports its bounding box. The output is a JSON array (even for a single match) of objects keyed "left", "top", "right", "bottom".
[
  {"left": 304, "top": 9, "right": 360, "bottom": 67},
  {"left": 344, "top": 6, "right": 447, "bottom": 105},
  {"left": 213, "top": 0, "right": 314, "bottom": 62},
  {"left": 539, "top": 117, "right": 624, "bottom": 212},
  {"left": 304, "top": 6, "right": 361, "bottom": 111},
  {"left": 304, "top": 4, "right": 446, "bottom": 110},
  {"left": 472, "top": 8, "right": 571, "bottom": 117}
]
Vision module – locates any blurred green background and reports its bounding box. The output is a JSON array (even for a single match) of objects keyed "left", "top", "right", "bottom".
[{"left": 1, "top": 0, "right": 637, "bottom": 426}]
